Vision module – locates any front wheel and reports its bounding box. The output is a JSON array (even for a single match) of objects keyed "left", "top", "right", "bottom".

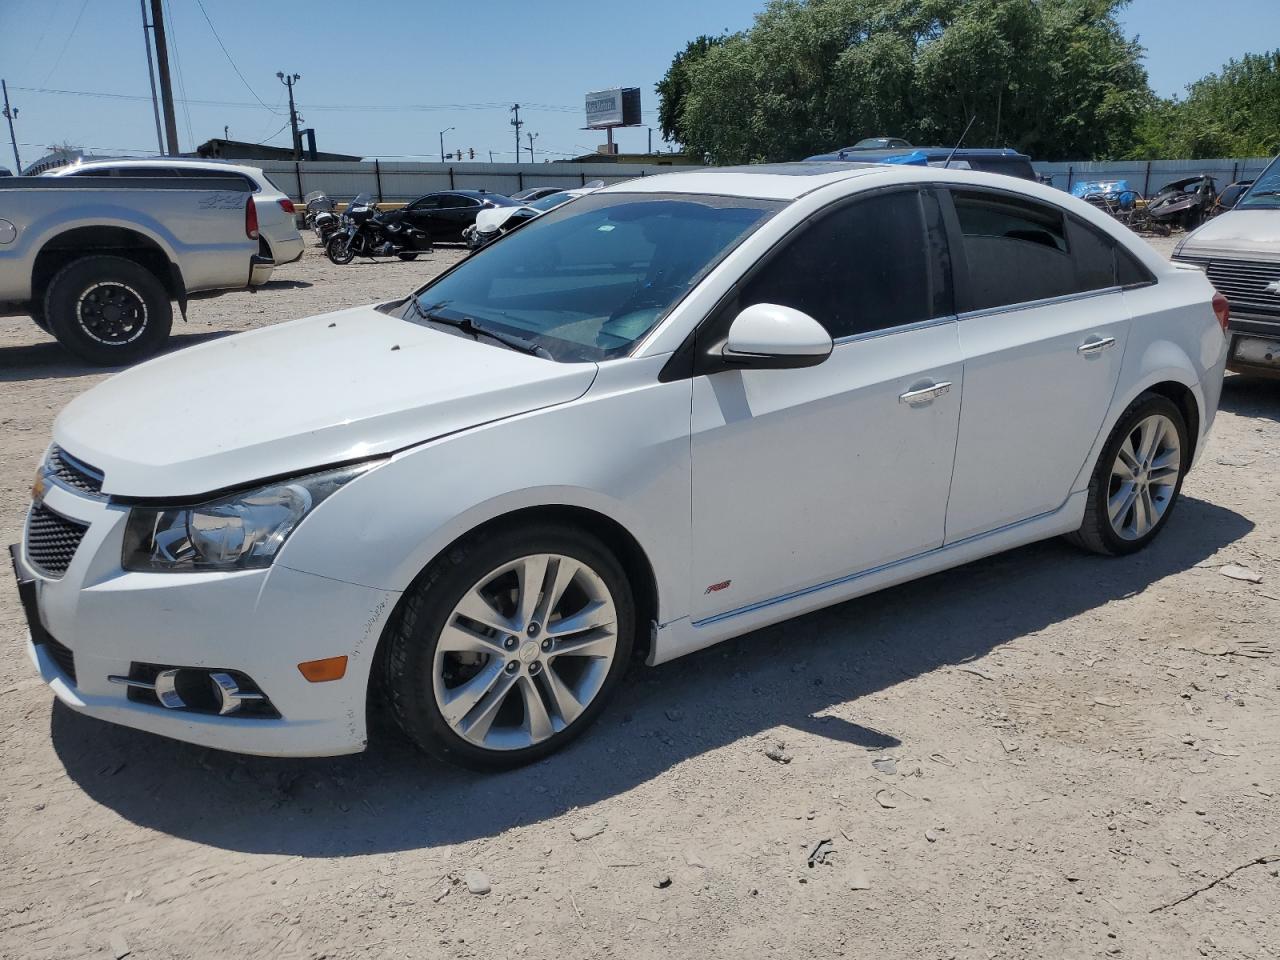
[
  {"left": 397, "top": 251, "right": 419, "bottom": 261},
  {"left": 384, "top": 524, "right": 635, "bottom": 770},
  {"left": 326, "top": 235, "right": 355, "bottom": 265},
  {"left": 1066, "top": 392, "right": 1189, "bottom": 555}
]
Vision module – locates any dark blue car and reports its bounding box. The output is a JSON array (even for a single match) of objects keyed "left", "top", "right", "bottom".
[{"left": 806, "top": 146, "right": 1036, "bottom": 180}]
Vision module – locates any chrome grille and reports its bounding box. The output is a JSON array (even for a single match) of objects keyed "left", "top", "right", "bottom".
[
  {"left": 25, "top": 503, "right": 89, "bottom": 578},
  {"left": 1206, "top": 259, "right": 1280, "bottom": 313},
  {"left": 46, "top": 445, "right": 104, "bottom": 496}
]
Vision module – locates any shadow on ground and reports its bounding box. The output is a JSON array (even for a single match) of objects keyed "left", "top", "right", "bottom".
[
  {"left": 51, "top": 496, "right": 1251, "bottom": 857},
  {"left": 0, "top": 331, "right": 236, "bottom": 382},
  {"left": 1219, "top": 372, "right": 1280, "bottom": 422}
]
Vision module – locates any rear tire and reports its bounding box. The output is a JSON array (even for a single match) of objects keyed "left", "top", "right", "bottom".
[
  {"left": 1065, "top": 392, "right": 1189, "bottom": 556},
  {"left": 397, "top": 251, "right": 419, "bottom": 261},
  {"left": 384, "top": 523, "right": 635, "bottom": 770},
  {"left": 43, "top": 255, "right": 172, "bottom": 366}
]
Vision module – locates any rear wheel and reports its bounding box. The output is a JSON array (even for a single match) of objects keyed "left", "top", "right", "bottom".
[
  {"left": 384, "top": 524, "right": 635, "bottom": 770},
  {"left": 1066, "top": 393, "right": 1189, "bottom": 555},
  {"left": 326, "top": 235, "right": 355, "bottom": 265},
  {"left": 397, "top": 251, "right": 419, "bottom": 261},
  {"left": 43, "top": 255, "right": 172, "bottom": 366}
]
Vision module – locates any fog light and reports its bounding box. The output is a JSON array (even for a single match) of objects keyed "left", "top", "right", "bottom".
[{"left": 297, "top": 656, "right": 348, "bottom": 682}]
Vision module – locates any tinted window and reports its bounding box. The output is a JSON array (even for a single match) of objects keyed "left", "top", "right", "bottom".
[
  {"left": 409, "top": 195, "right": 442, "bottom": 210},
  {"left": 449, "top": 195, "right": 481, "bottom": 209},
  {"left": 737, "top": 190, "right": 939, "bottom": 339},
  {"left": 952, "top": 190, "right": 1076, "bottom": 310},
  {"left": 1066, "top": 218, "right": 1116, "bottom": 292}
]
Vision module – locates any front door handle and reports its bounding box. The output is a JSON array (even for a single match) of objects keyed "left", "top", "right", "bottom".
[
  {"left": 1077, "top": 336, "right": 1117, "bottom": 355},
  {"left": 899, "top": 381, "right": 953, "bottom": 406}
]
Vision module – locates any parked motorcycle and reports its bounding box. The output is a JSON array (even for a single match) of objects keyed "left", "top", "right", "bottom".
[
  {"left": 304, "top": 191, "right": 340, "bottom": 245},
  {"left": 325, "top": 193, "right": 433, "bottom": 265}
]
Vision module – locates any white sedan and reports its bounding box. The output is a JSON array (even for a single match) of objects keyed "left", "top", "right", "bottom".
[{"left": 14, "top": 163, "right": 1228, "bottom": 769}]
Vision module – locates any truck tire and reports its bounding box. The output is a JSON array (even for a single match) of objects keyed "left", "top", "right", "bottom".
[{"left": 43, "top": 255, "right": 173, "bottom": 366}]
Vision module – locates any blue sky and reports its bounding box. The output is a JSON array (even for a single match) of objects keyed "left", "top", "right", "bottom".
[{"left": 0, "top": 0, "right": 1276, "bottom": 169}]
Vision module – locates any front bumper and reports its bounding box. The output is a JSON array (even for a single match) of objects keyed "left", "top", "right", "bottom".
[
  {"left": 1226, "top": 320, "right": 1280, "bottom": 378},
  {"left": 12, "top": 482, "right": 399, "bottom": 757}
]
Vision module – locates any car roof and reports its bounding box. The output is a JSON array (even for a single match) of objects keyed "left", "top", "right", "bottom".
[
  {"left": 49, "top": 157, "right": 268, "bottom": 179},
  {"left": 807, "top": 146, "right": 1031, "bottom": 162},
  {"left": 599, "top": 162, "right": 889, "bottom": 200}
]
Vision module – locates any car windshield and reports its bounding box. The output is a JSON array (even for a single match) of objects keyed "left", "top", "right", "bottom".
[
  {"left": 407, "top": 192, "right": 781, "bottom": 362},
  {"left": 1238, "top": 156, "right": 1280, "bottom": 208}
]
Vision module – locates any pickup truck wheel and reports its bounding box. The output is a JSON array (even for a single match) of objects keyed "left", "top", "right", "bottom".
[{"left": 44, "top": 255, "right": 173, "bottom": 366}]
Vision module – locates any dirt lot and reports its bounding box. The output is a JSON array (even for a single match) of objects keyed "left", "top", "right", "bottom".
[{"left": 2, "top": 237, "right": 1278, "bottom": 960}]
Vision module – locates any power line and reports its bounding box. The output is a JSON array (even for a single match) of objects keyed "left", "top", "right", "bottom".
[
  {"left": 41, "top": 0, "right": 91, "bottom": 85},
  {"left": 193, "top": 0, "right": 281, "bottom": 114},
  {"left": 8, "top": 85, "right": 585, "bottom": 115}
]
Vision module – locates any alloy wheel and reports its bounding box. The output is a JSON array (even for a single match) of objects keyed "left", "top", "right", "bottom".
[
  {"left": 1107, "top": 413, "right": 1181, "bottom": 541},
  {"left": 432, "top": 553, "right": 619, "bottom": 751}
]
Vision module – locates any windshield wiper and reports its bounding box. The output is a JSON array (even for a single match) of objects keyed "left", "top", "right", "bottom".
[{"left": 408, "top": 298, "right": 553, "bottom": 360}]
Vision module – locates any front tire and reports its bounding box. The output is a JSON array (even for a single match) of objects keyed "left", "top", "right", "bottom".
[
  {"left": 326, "top": 235, "right": 355, "bottom": 265},
  {"left": 397, "top": 251, "right": 419, "bottom": 261},
  {"left": 1066, "top": 392, "right": 1189, "bottom": 556},
  {"left": 384, "top": 524, "right": 635, "bottom": 770},
  {"left": 43, "top": 255, "right": 173, "bottom": 366}
]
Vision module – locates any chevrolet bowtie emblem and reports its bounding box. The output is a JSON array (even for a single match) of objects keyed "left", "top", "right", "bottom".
[{"left": 1266, "top": 280, "right": 1280, "bottom": 295}]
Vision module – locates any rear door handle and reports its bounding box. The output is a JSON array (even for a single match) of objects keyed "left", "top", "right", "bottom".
[
  {"left": 1077, "top": 336, "right": 1117, "bottom": 355},
  {"left": 899, "top": 381, "right": 953, "bottom": 406}
]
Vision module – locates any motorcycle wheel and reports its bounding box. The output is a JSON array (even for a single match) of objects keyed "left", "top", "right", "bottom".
[
  {"left": 397, "top": 252, "right": 419, "bottom": 261},
  {"left": 326, "top": 235, "right": 356, "bottom": 265}
]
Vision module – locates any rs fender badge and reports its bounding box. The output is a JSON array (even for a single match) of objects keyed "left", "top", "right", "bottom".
[{"left": 704, "top": 580, "right": 732, "bottom": 595}]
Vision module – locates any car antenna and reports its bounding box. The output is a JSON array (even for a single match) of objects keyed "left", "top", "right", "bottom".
[{"left": 943, "top": 115, "right": 977, "bottom": 169}]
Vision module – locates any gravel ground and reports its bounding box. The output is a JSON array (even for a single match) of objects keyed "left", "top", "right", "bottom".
[{"left": 2, "top": 235, "right": 1279, "bottom": 960}]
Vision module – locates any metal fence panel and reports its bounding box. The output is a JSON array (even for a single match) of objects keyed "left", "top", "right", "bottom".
[
  {"left": 1032, "top": 157, "right": 1274, "bottom": 193},
  {"left": 248, "top": 156, "right": 1277, "bottom": 203}
]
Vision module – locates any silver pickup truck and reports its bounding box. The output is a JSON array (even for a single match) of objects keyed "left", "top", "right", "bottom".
[
  {"left": 0, "top": 176, "right": 272, "bottom": 365},
  {"left": 1173, "top": 154, "right": 1280, "bottom": 378}
]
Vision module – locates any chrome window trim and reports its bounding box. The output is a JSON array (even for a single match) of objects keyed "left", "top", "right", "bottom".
[
  {"left": 955, "top": 284, "right": 1127, "bottom": 322},
  {"left": 832, "top": 313, "right": 957, "bottom": 346}
]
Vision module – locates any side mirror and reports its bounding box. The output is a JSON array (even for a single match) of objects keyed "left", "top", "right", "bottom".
[{"left": 721, "top": 303, "right": 833, "bottom": 369}]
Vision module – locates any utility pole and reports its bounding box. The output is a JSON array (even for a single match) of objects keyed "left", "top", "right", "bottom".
[
  {"left": 1, "top": 80, "right": 19, "bottom": 173},
  {"left": 138, "top": 0, "right": 164, "bottom": 154},
  {"left": 149, "top": 0, "right": 180, "bottom": 155},
  {"left": 488, "top": 150, "right": 494, "bottom": 163},
  {"left": 526, "top": 131, "right": 538, "bottom": 163},
  {"left": 647, "top": 126, "right": 652, "bottom": 154},
  {"left": 277, "top": 72, "right": 301, "bottom": 160},
  {"left": 438, "top": 126, "right": 454, "bottom": 164},
  {"left": 510, "top": 104, "right": 522, "bottom": 162}
]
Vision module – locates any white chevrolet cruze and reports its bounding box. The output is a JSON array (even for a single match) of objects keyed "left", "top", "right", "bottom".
[{"left": 14, "top": 163, "right": 1229, "bottom": 769}]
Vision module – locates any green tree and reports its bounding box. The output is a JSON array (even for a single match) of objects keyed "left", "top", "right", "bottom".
[
  {"left": 1130, "top": 51, "right": 1280, "bottom": 159},
  {"left": 660, "top": 0, "right": 1152, "bottom": 164},
  {"left": 655, "top": 34, "right": 728, "bottom": 145}
]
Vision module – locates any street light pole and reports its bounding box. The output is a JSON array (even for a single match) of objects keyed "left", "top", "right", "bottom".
[
  {"left": 277, "top": 72, "right": 301, "bottom": 160},
  {"left": 527, "top": 132, "right": 538, "bottom": 164},
  {"left": 439, "top": 126, "right": 455, "bottom": 164}
]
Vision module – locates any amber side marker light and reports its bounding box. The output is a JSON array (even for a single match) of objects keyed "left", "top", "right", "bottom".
[{"left": 298, "top": 656, "right": 348, "bottom": 682}]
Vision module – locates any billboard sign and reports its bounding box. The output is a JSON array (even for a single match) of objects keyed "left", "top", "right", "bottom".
[{"left": 585, "top": 87, "right": 642, "bottom": 128}]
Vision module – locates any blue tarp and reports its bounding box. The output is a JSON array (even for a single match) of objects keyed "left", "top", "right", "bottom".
[
  {"left": 1071, "top": 179, "right": 1131, "bottom": 200},
  {"left": 879, "top": 150, "right": 931, "bottom": 166}
]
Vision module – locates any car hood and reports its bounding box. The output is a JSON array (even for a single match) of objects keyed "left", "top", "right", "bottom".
[
  {"left": 475, "top": 205, "right": 534, "bottom": 233},
  {"left": 54, "top": 304, "right": 598, "bottom": 499},
  {"left": 1177, "top": 209, "right": 1280, "bottom": 262}
]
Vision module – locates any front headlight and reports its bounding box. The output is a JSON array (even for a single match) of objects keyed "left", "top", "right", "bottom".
[{"left": 122, "top": 462, "right": 375, "bottom": 572}]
